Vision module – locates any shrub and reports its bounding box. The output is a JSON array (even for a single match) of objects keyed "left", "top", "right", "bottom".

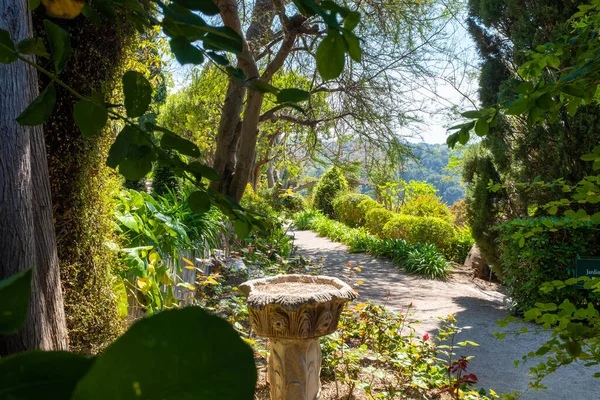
[
  {"left": 400, "top": 193, "right": 452, "bottom": 222},
  {"left": 495, "top": 217, "right": 600, "bottom": 313},
  {"left": 382, "top": 215, "right": 456, "bottom": 255},
  {"left": 448, "top": 227, "right": 475, "bottom": 264},
  {"left": 449, "top": 198, "right": 468, "bottom": 228},
  {"left": 279, "top": 192, "right": 308, "bottom": 214},
  {"left": 357, "top": 197, "right": 383, "bottom": 218},
  {"left": 365, "top": 208, "right": 396, "bottom": 236},
  {"left": 240, "top": 183, "right": 276, "bottom": 217},
  {"left": 313, "top": 167, "right": 349, "bottom": 217},
  {"left": 404, "top": 243, "right": 451, "bottom": 279},
  {"left": 332, "top": 193, "right": 374, "bottom": 227},
  {"left": 293, "top": 210, "right": 322, "bottom": 230}
]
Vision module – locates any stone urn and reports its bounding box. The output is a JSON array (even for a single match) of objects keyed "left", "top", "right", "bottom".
[{"left": 240, "top": 274, "right": 357, "bottom": 400}]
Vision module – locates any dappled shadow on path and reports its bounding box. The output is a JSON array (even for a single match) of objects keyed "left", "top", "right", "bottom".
[{"left": 292, "top": 229, "right": 600, "bottom": 399}]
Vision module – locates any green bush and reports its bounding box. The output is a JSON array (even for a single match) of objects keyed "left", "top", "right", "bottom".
[
  {"left": 313, "top": 167, "right": 349, "bottom": 217},
  {"left": 495, "top": 217, "right": 600, "bottom": 313},
  {"left": 279, "top": 192, "right": 308, "bottom": 214},
  {"left": 332, "top": 193, "right": 374, "bottom": 227},
  {"left": 240, "top": 184, "right": 276, "bottom": 217},
  {"left": 404, "top": 243, "right": 451, "bottom": 279},
  {"left": 357, "top": 197, "right": 383, "bottom": 218},
  {"left": 365, "top": 208, "right": 396, "bottom": 236},
  {"left": 448, "top": 227, "right": 475, "bottom": 264},
  {"left": 382, "top": 215, "right": 456, "bottom": 256},
  {"left": 400, "top": 193, "right": 452, "bottom": 222},
  {"left": 293, "top": 210, "right": 321, "bottom": 230}
]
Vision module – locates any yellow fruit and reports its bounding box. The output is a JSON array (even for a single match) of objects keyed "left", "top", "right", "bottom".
[{"left": 41, "top": 0, "right": 85, "bottom": 19}]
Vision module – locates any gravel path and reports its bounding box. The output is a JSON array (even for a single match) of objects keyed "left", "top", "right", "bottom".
[{"left": 292, "top": 228, "right": 600, "bottom": 399}]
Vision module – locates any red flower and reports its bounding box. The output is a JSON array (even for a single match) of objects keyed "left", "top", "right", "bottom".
[{"left": 423, "top": 333, "right": 430, "bottom": 341}]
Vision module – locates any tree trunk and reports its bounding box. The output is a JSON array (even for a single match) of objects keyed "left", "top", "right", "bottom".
[
  {"left": 267, "top": 162, "right": 275, "bottom": 188},
  {"left": 0, "top": 0, "right": 68, "bottom": 355}
]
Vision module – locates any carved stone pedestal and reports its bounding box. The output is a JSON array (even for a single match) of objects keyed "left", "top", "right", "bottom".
[{"left": 240, "top": 274, "right": 356, "bottom": 400}]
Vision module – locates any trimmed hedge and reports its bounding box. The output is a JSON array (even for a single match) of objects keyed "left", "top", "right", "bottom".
[
  {"left": 400, "top": 193, "right": 452, "bottom": 223},
  {"left": 382, "top": 215, "right": 456, "bottom": 256},
  {"left": 365, "top": 208, "right": 396, "bottom": 236},
  {"left": 332, "top": 193, "right": 377, "bottom": 227},
  {"left": 313, "top": 167, "right": 349, "bottom": 217},
  {"left": 496, "top": 217, "right": 600, "bottom": 313}
]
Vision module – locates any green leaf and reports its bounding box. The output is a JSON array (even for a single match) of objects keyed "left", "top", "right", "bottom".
[
  {"left": 16, "top": 37, "right": 49, "bottom": 58},
  {"left": 344, "top": 10, "right": 360, "bottom": 30},
  {"left": 116, "top": 214, "right": 139, "bottom": 233},
  {"left": 277, "top": 88, "right": 310, "bottom": 103},
  {"left": 474, "top": 118, "right": 489, "bottom": 136},
  {"left": 203, "top": 31, "right": 243, "bottom": 54},
  {"left": 29, "top": 0, "right": 40, "bottom": 10},
  {"left": 73, "top": 100, "right": 108, "bottom": 137},
  {"left": 188, "top": 191, "right": 212, "bottom": 214},
  {"left": 122, "top": 71, "right": 153, "bottom": 118},
  {"left": 0, "top": 351, "right": 93, "bottom": 399},
  {"left": 461, "top": 110, "right": 483, "bottom": 119},
  {"left": 81, "top": 3, "right": 102, "bottom": 24},
  {"left": 317, "top": 32, "right": 345, "bottom": 80},
  {"left": 0, "top": 28, "right": 18, "bottom": 64},
  {"left": 172, "top": 0, "right": 220, "bottom": 15},
  {"left": 234, "top": 219, "right": 251, "bottom": 239},
  {"left": 250, "top": 80, "right": 279, "bottom": 94},
  {"left": 160, "top": 133, "right": 201, "bottom": 157},
  {"left": 107, "top": 126, "right": 137, "bottom": 169},
  {"left": 206, "top": 51, "right": 229, "bottom": 65},
  {"left": 43, "top": 20, "right": 72, "bottom": 73},
  {"left": 0, "top": 269, "right": 32, "bottom": 335},
  {"left": 170, "top": 37, "right": 205, "bottom": 65},
  {"left": 518, "top": 236, "right": 525, "bottom": 248},
  {"left": 118, "top": 145, "right": 155, "bottom": 180},
  {"left": 565, "top": 341, "right": 582, "bottom": 358},
  {"left": 16, "top": 84, "right": 57, "bottom": 126},
  {"left": 186, "top": 162, "right": 220, "bottom": 181},
  {"left": 342, "top": 31, "right": 361, "bottom": 62},
  {"left": 72, "top": 307, "right": 257, "bottom": 400}
]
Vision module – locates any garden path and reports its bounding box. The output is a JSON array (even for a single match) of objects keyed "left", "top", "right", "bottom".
[{"left": 291, "top": 228, "right": 600, "bottom": 399}]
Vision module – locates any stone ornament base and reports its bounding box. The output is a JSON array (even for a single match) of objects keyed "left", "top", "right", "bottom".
[
  {"left": 240, "top": 274, "right": 356, "bottom": 400},
  {"left": 268, "top": 338, "right": 322, "bottom": 400}
]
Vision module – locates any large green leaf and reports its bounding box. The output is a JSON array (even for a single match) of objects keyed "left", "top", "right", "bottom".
[
  {"left": 122, "top": 71, "right": 153, "bottom": 118},
  {"left": 0, "top": 269, "right": 32, "bottom": 335},
  {"left": 16, "top": 84, "right": 56, "bottom": 126},
  {"left": 0, "top": 351, "right": 93, "bottom": 399},
  {"left": 277, "top": 88, "right": 310, "bottom": 103},
  {"left": 0, "top": 28, "right": 18, "bottom": 64},
  {"left": 170, "top": 37, "right": 205, "bottom": 65},
  {"left": 188, "top": 191, "right": 212, "bottom": 214},
  {"left": 316, "top": 32, "right": 345, "bottom": 80},
  {"left": 342, "top": 31, "right": 361, "bottom": 62},
  {"left": 73, "top": 100, "right": 108, "bottom": 137},
  {"left": 160, "top": 132, "right": 201, "bottom": 157},
  {"left": 16, "top": 37, "right": 49, "bottom": 58},
  {"left": 186, "top": 162, "right": 220, "bottom": 181},
  {"left": 118, "top": 146, "right": 155, "bottom": 180},
  {"left": 203, "top": 31, "right": 243, "bottom": 54},
  {"left": 106, "top": 126, "right": 137, "bottom": 169},
  {"left": 172, "top": 0, "right": 220, "bottom": 15},
  {"left": 234, "top": 219, "right": 251, "bottom": 239},
  {"left": 72, "top": 307, "right": 257, "bottom": 400},
  {"left": 43, "top": 20, "right": 71, "bottom": 73}
]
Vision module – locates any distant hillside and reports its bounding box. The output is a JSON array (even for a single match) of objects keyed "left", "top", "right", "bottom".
[{"left": 401, "top": 143, "right": 464, "bottom": 205}]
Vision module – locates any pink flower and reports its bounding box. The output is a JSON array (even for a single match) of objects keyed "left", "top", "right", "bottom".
[
  {"left": 408, "top": 302, "right": 413, "bottom": 307},
  {"left": 423, "top": 333, "right": 430, "bottom": 341},
  {"left": 248, "top": 247, "right": 254, "bottom": 251}
]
